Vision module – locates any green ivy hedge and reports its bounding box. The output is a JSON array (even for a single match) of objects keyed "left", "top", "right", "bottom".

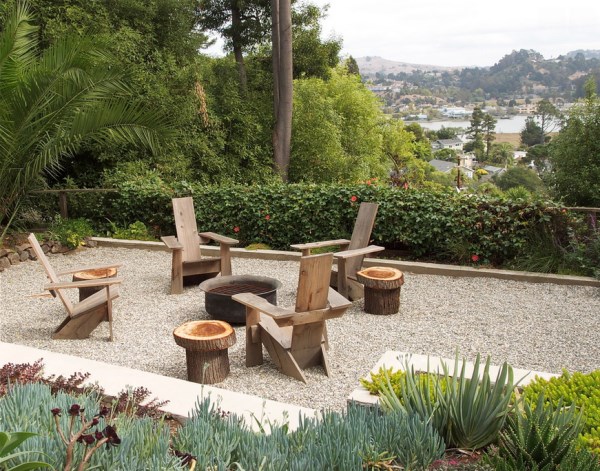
[{"left": 52, "top": 179, "right": 578, "bottom": 268}]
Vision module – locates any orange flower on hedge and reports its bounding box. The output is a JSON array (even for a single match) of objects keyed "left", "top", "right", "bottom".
[
  {"left": 471, "top": 254, "right": 480, "bottom": 262},
  {"left": 265, "top": 214, "right": 270, "bottom": 221},
  {"left": 350, "top": 195, "right": 357, "bottom": 202},
  {"left": 233, "top": 226, "right": 240, "bottom": 233}
]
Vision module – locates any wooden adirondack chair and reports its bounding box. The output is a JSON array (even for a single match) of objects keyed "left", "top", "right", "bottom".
[
  {"left": 290, "top": 202, "right": 384, "bottom": 300},
  {"left": 27, "top": 233, "right": 122, "bottom": 340},
  {"left": 161, "top": 197, "right": 239, "bottom": 294},
  {"left": 232, "top": 253, "right": 352, "bottom": 383}
]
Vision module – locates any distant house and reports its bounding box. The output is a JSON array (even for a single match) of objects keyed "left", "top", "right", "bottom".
[
  {"left": 429, "top": 159, "right": 456, "bottom": 173},
  {"left": 513, "top": 150, "right": 527, "bottom": 160},
  {"left": 441, "top": 107, "right": 471, "bottom": 118},
  {"left": 431, "top": 139, "right": 464, "bottom": 151},
  {"left": 482, "top": 165, "right": 506, "bottom": 177},
  {"left": 429, "top": 159, "right": 474, "bottom": 180}
]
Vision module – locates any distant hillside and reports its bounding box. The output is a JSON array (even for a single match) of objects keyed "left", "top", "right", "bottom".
[
  {"left": 566, "top": 49, "right": 600, "bottom": 60},
  {"left": 360, "top": 49, "right": 600, "bottom": 101},
  {"left": 356, "top": 56, "right": 459, "bottom": 76}
]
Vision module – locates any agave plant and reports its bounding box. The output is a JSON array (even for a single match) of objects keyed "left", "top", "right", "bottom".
[
  {"left": 0, "top": 431, "right": 51, "bottom": 470},
  {"left": 496, "top": 393, "right": 584, "bottom": 470},
  {"left": 379, "top": 352, "right": 518, "bottom": 450},
  {"left": 0, "top": 1, "right": 171, "bottom": 240}
]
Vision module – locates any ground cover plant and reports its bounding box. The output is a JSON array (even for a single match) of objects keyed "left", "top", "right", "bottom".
[{"left": 2, "top": 358, "right": 599, "bottom": 470}]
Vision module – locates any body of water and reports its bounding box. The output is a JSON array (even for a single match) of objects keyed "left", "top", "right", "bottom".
[{"left": 412, "top": 114, "right": 530, "bottom": 134}]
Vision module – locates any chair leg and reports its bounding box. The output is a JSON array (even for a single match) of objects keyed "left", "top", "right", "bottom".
[
  {"left": 245, "top": 308, "right": 263, "bottom": 367},
  {"left": 171, "top": 249, "right": 183, "bottom": 294},
  {"left": 321, "top": 344, "right": 331, "bottom": 377},
  {"left": 107, "top": 286, "right": 114, "bottom": 342},
  {"left": 220, "top": 244, "right": 232, "bottom": 276}
]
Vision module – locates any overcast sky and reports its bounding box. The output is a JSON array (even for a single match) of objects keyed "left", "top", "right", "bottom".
[{"left": 308, "top": 0, "right": 600, "bottom": 67}]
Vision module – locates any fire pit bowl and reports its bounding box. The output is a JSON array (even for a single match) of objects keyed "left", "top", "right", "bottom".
[{"left": 199, "top": 275, "right": 282, "bottom": 324}]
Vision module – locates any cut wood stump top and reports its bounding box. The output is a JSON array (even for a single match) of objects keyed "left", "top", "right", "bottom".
[
  {"left": 356, "top": 267, "right": 404, "bottom": 289},
  {"left": 173, "top": 320, "right": 236, "bottom": 351},
  {"left": 73, "top": 267, "right": 117, "bottom": 280}
]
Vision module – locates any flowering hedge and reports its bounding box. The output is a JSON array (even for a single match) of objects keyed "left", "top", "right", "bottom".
[{"left": 56, "top": 178, "right": 576, "bottom": 268}]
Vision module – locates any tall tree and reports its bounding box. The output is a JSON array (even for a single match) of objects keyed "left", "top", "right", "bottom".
[
  {"left": 198, "top": 0, "right": 270, "bottom": 89},
  {"left": 482, "top": 113, "right": 497, "bottom": 160},
  {"left": 0, "top": 2, "right": 170, "bottom": 238},
  {"left": 534, "top": 99, "right": 561, "bottom": 144},
  {"left": 520, "top": 116, "right": 544, "bottom": 147},
  {"left": 271, "top": 0, "right": 292, "bottom": 180},
  {"left": 466, "top": 106, "right": 485, "bottom": 158}
]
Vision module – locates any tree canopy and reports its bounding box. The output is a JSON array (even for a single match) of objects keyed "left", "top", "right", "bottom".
[{"left": 547, "top": 78, "right": 600, "bottom": 206}]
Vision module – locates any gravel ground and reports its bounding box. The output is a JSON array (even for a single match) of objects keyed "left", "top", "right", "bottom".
[{"left": 1, "top": 246, "right": 599, "bottom": 412}]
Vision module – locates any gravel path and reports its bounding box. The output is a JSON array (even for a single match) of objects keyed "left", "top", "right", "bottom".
[{"left": 1, "top": 246, "right": 599, "bottom": 412}]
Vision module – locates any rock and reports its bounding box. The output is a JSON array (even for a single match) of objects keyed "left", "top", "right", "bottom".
[
  {"left": 8, "top": 253, "right": 20, "bottom": 265},
  {"left": 27, "top": 248, "right": 37, "bottom": 260},
  {"left": 15, "top": 243, "right": 31, "bottom": 253},
  {"left": 0, "top": 257, "right": 10, "bottom": 270},
  {"left": 85, "top": 239, "right": 98, "bottom": 248},
  {"left": 50, "top": 245, "right": 60, "bottom": 254},
  {"left": 0, "top": 248, "right": 9, "bottom": 258},
  {"left": 19, "top": 250, "right": 30, "bottom": 262},
  {"left": 41, "top": 244, "right": 50, "bottom": 254}
]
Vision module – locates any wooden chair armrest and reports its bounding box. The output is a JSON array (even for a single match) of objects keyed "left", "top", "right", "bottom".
[
  {"left": 333, "top": 245, "right": 385, "bottom": 259},
  {"left": 56, "top": 263, "right": 123, "bottom": 276},
  {"left": 290, "top": 239, "right": 350, "bottom": 251},
  {"left": 327, "top": 288, "right": 352, "bottom": 310},
  {"left": 45, "top": 278, "right": 123, "bottom": 290},
  {"left": 199, "top": 232, "right": 239, "bottom": 245},
  {"left": 232, "top": 293, "right": 294, "bottom": 318},
  {"left": 161, "top": 236, "right": 183, "bottom": 250}
]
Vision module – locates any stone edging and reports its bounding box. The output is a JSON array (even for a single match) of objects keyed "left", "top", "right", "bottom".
[{"left": 0, "top": 238, "right": 97, "bottom": 272}]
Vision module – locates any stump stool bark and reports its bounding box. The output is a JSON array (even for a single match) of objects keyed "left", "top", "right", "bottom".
[
  {"left": 356, "top": 267, "right": 404, "bottom": 315},
  {"left": 173, "top": 320, "right": 236, "bottom": 384},
  {"left": 73, "top": 268, "right": 118, "bottom": 302}
]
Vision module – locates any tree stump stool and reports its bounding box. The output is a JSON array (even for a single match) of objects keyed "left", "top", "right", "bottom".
[
  {"left": 356, "top": 267, "right": 404, "bottom": 315},
  {"left": 173, "top": 320, "right": 236, "bottom": 384},
  {"left": 73, "top": 268, "right": 118, "bottom": 302}
]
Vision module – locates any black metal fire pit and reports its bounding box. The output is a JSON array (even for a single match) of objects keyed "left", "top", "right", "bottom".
[{"left": 199, "top": 275, "right": 282, "bottom": 324}]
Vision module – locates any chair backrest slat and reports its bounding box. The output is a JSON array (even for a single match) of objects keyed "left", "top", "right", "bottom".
[
  {"left": 27, "top": 233, "right": 74, "bottom": 314},
  {"left": 173, "top": 197, "right": 201, "bottom": 262},
  {"left": 295, "top": 253, "right": 332, "bottom": 312},
  {"left": 346, "top": 202, "right": 378, "bottom": 276}
]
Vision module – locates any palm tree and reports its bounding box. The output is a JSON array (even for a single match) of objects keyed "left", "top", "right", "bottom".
[{"left": 0, "top": 2, "right": 171, "bottom": 239}]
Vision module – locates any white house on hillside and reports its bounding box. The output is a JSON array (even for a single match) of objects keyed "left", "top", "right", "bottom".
[{"left": 432, "top": 139, "right": 464, "bottom": 151}]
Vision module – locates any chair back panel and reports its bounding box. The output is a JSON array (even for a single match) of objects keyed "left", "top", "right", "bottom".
[
  {"left": 346, "top": 202, "right": 378, "bottom": 275},
  {"left": 295, "top": 253, "right": 332, "bottom": 312},
  {"left": 173, "top": 197, "right": 201, "bottom": 262},
  {"left": 27, "top": 233, "right": 73, "bottom": 314}
]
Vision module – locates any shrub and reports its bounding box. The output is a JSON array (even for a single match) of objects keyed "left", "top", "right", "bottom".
[
  {"left": 521, "top": 370, "right": 600, "bottom": 453},
  {"left": 63, "top": 180, "right": 582, "bottom": 269},
  {"left": 47, "top": 217, "right": 94, "bottom": 249},
  {"left": 110, "top": 221, "right": 156, "bottom": 241}
]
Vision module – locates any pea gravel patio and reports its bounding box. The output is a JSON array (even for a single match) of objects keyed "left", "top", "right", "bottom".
[{"left": 1, "top": 246, "right": 599, "bottom": 412}]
